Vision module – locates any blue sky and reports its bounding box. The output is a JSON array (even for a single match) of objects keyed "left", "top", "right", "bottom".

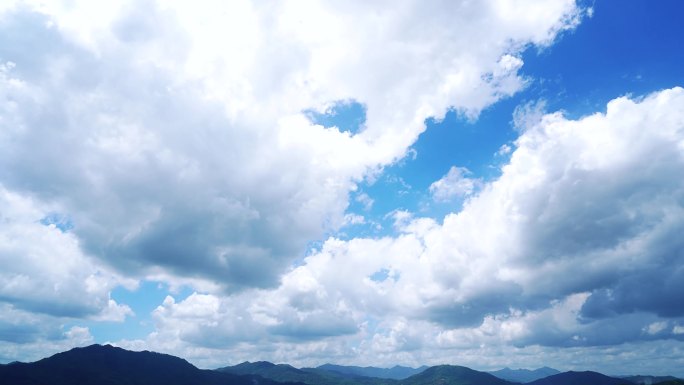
[
  {"left": 344, "top": 0, "right": 684, "bottom": 236},
  {"left": 1, "top": 0, "right": 684, "bottom": 377}
]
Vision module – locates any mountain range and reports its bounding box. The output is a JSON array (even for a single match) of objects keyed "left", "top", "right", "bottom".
[
  {"left": 1, "top": 344, "right": 681, "bottom": 385},
  {"left": 217, "top": 360, "right": 397, "bottom": 385},
  {"left": 0, "top": 344, "right": 303, "bottom": 385},
  {"left": 489, "top": 367, "right": 560, "bottom": 383},
  {"left": 527, "top": 371, "right": 632, "bottom": 385}
]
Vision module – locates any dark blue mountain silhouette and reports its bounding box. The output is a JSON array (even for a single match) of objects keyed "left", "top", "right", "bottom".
[
  {"left": 490, "top": 367, "right": 560, "bottom": 383},
  {"left": 528, "top": 371, "right": 631, "bottom": 385},
  {"left": 0, "top": 344, "right": 303, "bottom": 385}
]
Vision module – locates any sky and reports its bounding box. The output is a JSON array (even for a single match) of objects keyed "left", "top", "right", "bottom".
[{"left": 1, "top": 0, "right": 684, "bottom": 377}]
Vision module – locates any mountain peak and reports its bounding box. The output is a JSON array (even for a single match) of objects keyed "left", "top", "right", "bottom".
[
  {"left": 528, "top": 370, "right": 628, "bottom": 385},
  {"left": 490, "top": 366, "right": 561, "bottom": 383},
  {"left": 0, "top": 344, "right": 298, "bottom": 385},
  {"left": 404, "top": 364, "right": 516, "bottom": 385}
]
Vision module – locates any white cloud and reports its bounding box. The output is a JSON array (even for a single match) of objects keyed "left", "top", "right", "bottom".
[
  {"left": 342, "top": 213, "right": 366, "bottom": 227},
  {"left": 128, "top": 87, "right": 684, "bottom": 367},
  {"left": 2, "top": 0, "right": 683, "bottom": 375},
  {"left": 512, "top": 99, "right": 548, "bottom": 131},
  {"left": 644, "top": 321, "right": 668, "bottom": 335},
  {"left": 0, "top": 184, "right": 132, "bottom": 361},
  {"left": 0, "top": 187, "right": 131, "bottom": 320},
  {"left": 355, "top": 193, "right": 374, "bottom": 211},
  {"left": 497, "top": 143, "right": 513, "bottom": 156},
  {"left": 9, "top": 0, "right": 663, "bottom": 368},
  {"left": 0, "top": 303, "right": 95, "bottom": 362},
  {"left": 0, "top": 0, "right": 583, "bottom": 295},
  {"left": 429, "top": 166, "right": 481, "bottom": 201}
]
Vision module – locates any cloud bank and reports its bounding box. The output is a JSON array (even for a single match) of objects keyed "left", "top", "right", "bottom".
[
  {"left": 0, "top": 0, "right": 580, "bottom": 294},
  {"left": 119, "top": 88, "right": 684, "bottom": 372}
]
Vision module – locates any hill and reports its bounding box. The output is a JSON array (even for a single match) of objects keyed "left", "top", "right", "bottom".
[
  {"left": 400, "top": 365, "right": 517, "bottom": 385},
  {"left": 219, "top": 361, "right": 327, "bottom": 384},
  {"left": 0, "top": 344, "right": 301, "bottom": 385},
  {"left": 220, "top": 361, "right": 311, "bottom": 382},
  {"left": 528, "top": 371, "right": 631, "bottom": 385},
  {"left": 218, "top": 361, "right": 396, "bottom": 385},
  {"left": 2, "top": 345, "right": 679, "bottom": 385},
  {"left": 490, "top": 367, "right": 560, "bottom": 383}
]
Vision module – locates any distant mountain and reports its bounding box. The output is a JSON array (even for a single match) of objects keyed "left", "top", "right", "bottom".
[
  {"left": 528, "top": 371, "right": 631, "bottom": 385},
  {"left": 221, "top": 361, "right": 309, "bottom": 382},
  {"left": 219, "top": 361, "right": 329, "bottom": 384},
  {"left": 490, "top": 367, "right": 560, "bottom": 383},
  {"left": 0, "top": 344, "right": 302, "bottom": 385},
  {"left": 3, "top": 345, "right": 679, "bottom": 385},
  {"left": 218, "top": 361, "right": 396, "bottom": 385},
  {"left": 317, "top": 363, "right": 428, "bottom": 380},
  {"left": 400, "top": 365, "right": 517, "bottom": 385},
  {"left": 220, "top": 362, "right": 525, "bottom": 385},
  {"left": 621, "top": 376, "right": 682, "bottom": 385}
]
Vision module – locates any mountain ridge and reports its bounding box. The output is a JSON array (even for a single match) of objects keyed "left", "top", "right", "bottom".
[
  {"left": 528, "top": 370, "right": 632, "bottom": 385},
  {"left": 490, "top": 366, "right": 561, "bottom": 383},
  {"left": 1, "top": 344, "right": 681, "bottom": 385},
  {"left": 0, "top": 344, "right": 304, "bottom": 385},
  {"left": 400, "top": 365, "right": 517, "bottom": 385},
  {"left": 219, "top": 360, "right": 396, "bottom": 385}
]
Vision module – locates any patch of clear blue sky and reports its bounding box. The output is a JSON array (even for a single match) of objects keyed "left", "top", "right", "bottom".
[
  {"left": 83, "top": 282, "right": 193, "bottom": 342},
  {"left": 521, "top": 0, "right": 684, "bottom": 118},
  {"left": 96, "top": 0, "right": 684, "bottom": 342},
  {"left": 305, "top": 100, "right": 367, "bottom": 134},
  {"left": 343, "top": 0, "right": 684, "bottom": 238},
  {"left": 39, "top": 213, "right": 74, "bottom": 232},
  {"left": 369, "top": 268, "right": 390, "bottom": 283}
]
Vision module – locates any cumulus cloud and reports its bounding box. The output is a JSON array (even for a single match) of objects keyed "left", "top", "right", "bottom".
[
  {"left": 429, "top": 166, "right": 482, "bottom": 201},
  {"left": 0, "top": 187, "right": 132, "bottom": 320},
  {"left": 15, "top": 0, "right": 679, "bottom": 372},
  {"left": 0, "top": 303, "right": 94, "bottom": 362},
  {"left": 0, "top": 0, "right": 582, "bottom": 294},
  {"left": 512, "top": 99, "right": 548, "bottom": 131},
  {"left": 0, "top": 185, "right": 130, "bottom": 362},
  {"left": 131, "top": 88, "right": 684, "bottom": 366},
  {"left": 355, "top": 193, "right": 374, "bottom": 211}
]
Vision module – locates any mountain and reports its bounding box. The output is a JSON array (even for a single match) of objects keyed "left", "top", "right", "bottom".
[
  {"left": 219, "top": 361, "right": 330, "bottom": 384},
  {"left": 400, "top": 365, "right": 517, "bottom": 385},
  {"left": 221, "top": 361, "right": 310, "bottom": 382},
  {"left": 317, "top": 363, "right": 428, "bottom": 380},
  {"left": 218, "top": 361, "right": 396, "bottom": 385},
  {"left": 528, "top": 371, "right": 631, "bottom": 385},
  {"left": 490, "top": 367, "right": 561, "bottom": 383},
  {"left": 2, "top": 345, "right": 679, "bottom": 385},
  {"left": 0, "top": 344, "right": 302, "bottom": 385},
  {"left": 220, "top": 362, "right": 525, "bottom": 385}
]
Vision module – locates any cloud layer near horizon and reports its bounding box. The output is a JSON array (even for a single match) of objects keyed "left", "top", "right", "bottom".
[{"left": 1, "top": 0, "right": 684, "bottom": 376}]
